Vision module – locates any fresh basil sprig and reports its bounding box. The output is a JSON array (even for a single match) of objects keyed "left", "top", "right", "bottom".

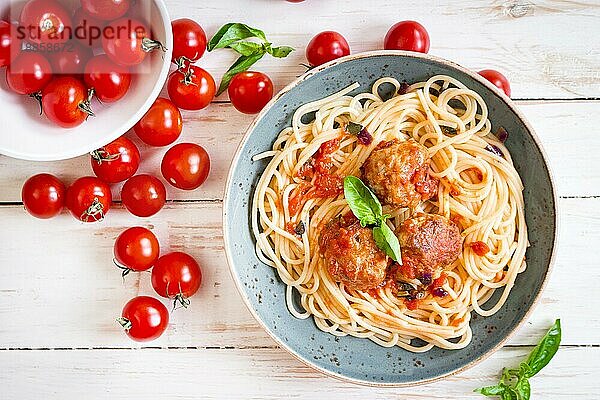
[
  {"left": 343, "top": 176, "right": 401, "bottom": 262},
  {"left": 474, "top": 319, "right": 561, "bottom": 400},
  {"left": 207, "top": 23, "right": 294, "bottom": 95}
]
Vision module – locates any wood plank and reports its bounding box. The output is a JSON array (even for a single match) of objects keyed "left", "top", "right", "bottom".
[
  {"left": 0, "top": 101, "right": 598, "bottom": 202},
  {"left": 0, "top": 346, "right": 595, "bottom": 399},
  {"left": 159, "top": 0, "right": 600, "bottom": 99},
  {"left": 0, "top": 197, "right": 596, "bottom": 348}
]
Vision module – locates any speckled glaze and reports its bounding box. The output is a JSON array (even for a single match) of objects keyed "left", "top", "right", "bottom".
[{"left": 223, "top": 51, "right": 557, "bottom": 386}]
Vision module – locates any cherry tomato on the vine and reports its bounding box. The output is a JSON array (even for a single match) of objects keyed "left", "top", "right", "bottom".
[
  {"left": 121, "top": 174, "right": 166, "bottom": 217},
  {"left": 42, "top": 77, "right": 93, "bottom": 128},
  {"left": 0, "top": 21, "right": 21, "bottom": 67},
  {"left": 228, "top": 71, "right": 273, "bottom": 114},
  {"left": 161, "top": 143, "right": 210, "bottom": 190},
  {"left": 167, "top": 65, "right": 215, "bottom": 111},
  {"left": 47, "top": 42, "right": 93, "bottom": 79},
  {"left": 72, "top": 7, "right": 104, "bottom": 49},
  {"left": 6, "top": 52, "right": 53, "bottom": 95},
  {"left": 479, "top": 69, "right": 511, "bottom": 97},
  {"left": 151, "top": 252, "right": 202, "bottom": 308},
  {"left": 66, "top": 176, "right": 112, "bottom": 222},
  {"left": 118, "top": 296, "right": 169, "bottom": 342},
  {"left": 384, "top": 21, "right": 430, "bottom": 53},
  {"left": 171, "top": 18, "right": 206, "bottom": 66},
  {"left": 306, "top": 31, "right": 350, "bottom": 67},
  {"left": 133, "top": 97, "right": 182, "bottom": 146},
  {"left": 81, "top": 0, "right": 130, "bottom": 21},
  {"left": 114, "top": 226, "right": 160, "bottom": 275},
  {"left": 90, "top": 136, "right": 140, "bottom": 183},
  {"left": 102, "top": 18, "right": 164, "bottom": 66},
  {"left": 21, "top": 173, "right": 66, "bottom": 219},
  {"left": 84, "top": 54, "right": 131, "bottom": 103},
  {"left": 20, "top": 0, "right": 72, "bottom": 44}
]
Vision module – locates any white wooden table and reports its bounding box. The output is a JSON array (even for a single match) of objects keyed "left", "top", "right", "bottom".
[{"left": 1, "top": 1, "right": 599, "bottom": 398}]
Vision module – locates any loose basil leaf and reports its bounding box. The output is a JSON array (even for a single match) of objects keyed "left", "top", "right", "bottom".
[
  {"left": 216, "top": 52, "right": 266, "bottom": 96},
  {"left": 207, "top": 23, "right": 267, "bottom": 51},
  {"left": 515, "top": 377, "right": 531, "bottom": 400},
  {"left": 372, "top": 222, "right": 401, "bottom": 262},
  {"left": 343, "top": 176, "right": 380, "bottom": 226},
  {"left": 474, "top": 385, "right": 506, "bottom": 397},
  {"left": 523, "top": 319, "right": 561, "bottom": 378},
  {"left": 227, "top": 41, "right": 265, "bottom": 57},
  {"left": 269, "top": 45, "right": 294, "bottom": 58}
]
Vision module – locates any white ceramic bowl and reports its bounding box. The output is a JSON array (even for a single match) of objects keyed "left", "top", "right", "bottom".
[{"left": 0, "top": 0, "right": 173, "bottom": 161}]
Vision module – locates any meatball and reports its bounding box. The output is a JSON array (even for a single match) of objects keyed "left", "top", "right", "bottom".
[
  {"left": 361, "top": 139, "right": 438, "bottom": 208},
  {"left": 319, "top": 215, "right": 389, "bottom": 291},
  {"left": 395, "top": 214, "right": 462, "bottom": 281}
]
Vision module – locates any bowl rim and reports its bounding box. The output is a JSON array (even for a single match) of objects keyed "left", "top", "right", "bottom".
[
  {"left": 0, "top": 0, "right": 173, "bottom": 162},
  {"left": 223, "top": 49, "right": 559, "bottom": 387}
]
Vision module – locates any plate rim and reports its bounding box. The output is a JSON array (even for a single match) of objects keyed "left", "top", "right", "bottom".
[{"left": 222, "top": 50, "right": 559, "bottom": 387}]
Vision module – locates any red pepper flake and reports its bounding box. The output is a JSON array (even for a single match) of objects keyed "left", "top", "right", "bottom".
[
  {"left": 497, "top": 127, "right": 509, "bottom": 143},
  {"left": 357, "top": 128, "right": 373, "bottom": 145},
  {"left": 398, "top": 81, "right": 410, "bottom": 95},
  {"left": 468, "top": 241, "right": 490, "bottom": 256}
]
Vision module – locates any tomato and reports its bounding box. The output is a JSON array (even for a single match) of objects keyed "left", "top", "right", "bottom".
[
  {"left": 479, "top": 69, "right": 511, "bottom": 97},
  {"left": 306, "top": 31, "right": 350, "bottom": 67},
  {"left": 171, "top": 18, "right": 206, "bottom": 66},
  {"left": 84, "top": 54, "right": 131, "bottom": 103},
  {"left": 72, "top": 7, "right": 104, "bottom": 49},
  {"left": 167, "top": 66, "right": 215, "bottom": 111},
  {"left": 102, "top": 18, "right": 164, "bottom": 66},
  {"left": 133, "top": 97, "right": 182, "bottom": 146},
  {"left": 161, "top": 143, "right": 210, "bottom": 190},
  {"left": 384, "top": 21, "right": 430, "bottom": 53},
  {"left": 90, "top": 136, "right": 140, "bottom": 183},
  {"left": 21, "top": 173, "right": 65, "bottom": 219},
  {"left": 114, "top": 227, "right": 159, "bottom": 275},
  {"left": 6, "top": 52, "right": 53, "bottom": 95},
  {"left": 19, "top": 0, "right": 72, "bottom": 44},
  {"left": 228, "top": 71, "right": 273, "bottom": 114},
  {"left": 42, "top": 77, "right": 93, "bottom": 128},
  {"left": 0, "top": 21, "right": 21, "bottom": 67},
  {"left": 80, "top": 0, "right": 130, "bottom": 21},
  {"left": 118, "top": 296, "right": 169, "bottom": 342},
  {"left": 66, "top": 176, "right": 112, "bottom": 222},
  {"left": 47, "top": 42, "right": 93, "bottom": 79},
  {"left": 121, "top": 174, "right": 166, "bottom": 217},
  {"left": 151, "top": 252, "right": 202, "bottom": 308}
]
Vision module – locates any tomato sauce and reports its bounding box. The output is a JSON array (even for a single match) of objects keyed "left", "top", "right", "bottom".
[
  {"left": 412, "top": 167, "right": 438, "bottom": 201},
  {"left": 469, "top": 241, "right": 490, "bottom": 256}
]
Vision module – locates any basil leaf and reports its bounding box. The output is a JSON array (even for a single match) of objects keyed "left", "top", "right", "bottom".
[
  {"left": 216, "top": 51, "right": 266, "bottom": 96},
  {"left": 227, "top": 41, "right": 265, "bottom": 57},
  {"left": 523, "top": 319, "right": 561, "bottom": 377},
  {"left": 474, "top": 385, "right": 506, "bottom": 397},
  {"left": 207, "top": 23, "right": 267, "bottom": 51},
  {"left": 515, "top": 377, "right": 531, "bottom": 400},
  {"left": 269, "top": 45, "right": 294, "bottom": 58},
  {"left": 373, "top": 223, "right": 401, "bottom": 262},
  {"left": 346, "top": 122, "right": 363, "bottom": 135},
  {"left": 501, "top": 389, "right": 518, "bottom": 400},
  {"left": 343, "top": 176, "right": 381, "bottom": 226}
]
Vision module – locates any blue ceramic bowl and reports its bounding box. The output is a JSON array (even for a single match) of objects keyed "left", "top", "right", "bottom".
[{"left": 223, "top": 51, "right": 557, "bottom": 386}]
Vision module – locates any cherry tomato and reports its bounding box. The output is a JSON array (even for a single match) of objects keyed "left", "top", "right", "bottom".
[
  {"left": 19, "top": 0, "right": 72, "bottom": 44},
  {"left": 90, "top": 136, "right": 140, "bottom": 183},
  {"left": 47, "top": 42, "right": 93, "bottom": 79},
  {"left": 81, "top": 0, "right": 130, "bottom": 21},
  {"left": 171, "top": 18, "right": 206, "bottom": 66},
  {"left": 66, "top": 176, "right": 112, "bottom": 222},
  {"left": 161, "top": 143, "right": 210, "bottom": 190},
  {"left": 384, "top": 21, "right": 430, "bottom": 53},
  {"left": 72, "top": 7, "right": 104, "bottom": 49},
  {"left": 151, "top": 252, "right": 202, "bottom": 308},
  {"left": 0, "top": 21, "right": 22, "bottom": 67},
  {"left": 167, "top": 65, "right": 215, "bottom": 111},
  {"left": 479, "top": 69, "right": 511, "bottom": 97},
  {"left": 228, "top": 71, "right": 273, "bottom": 114},
  {"left": 21, "top": 173, "right": 65, "bottom": 219},
  {"left": 121, "top": 174, "right": 166, "bottom": 217},
  {"left": 102, "top": 18, "right": 164, "bottom": 67},
  {"left": 84, "top": 54, "right": 131, "bottom": 103},
  {"left": 118, "top": 296, "right": 169, "bottom": 342},
  {"left": 42, "top": 77, "right": 93, "bottom": 128},
  {"left": 114, "top": 226, "right": 159, "bottom": 275},
  {"left": 133, "top": 97, "right": 182, "bottom": 146},
  {"left": 6, "top": 52, "right": 53, "bottom": 95},
  {"left": 306, "top": 31, "right": 350, "bottom": 67}
]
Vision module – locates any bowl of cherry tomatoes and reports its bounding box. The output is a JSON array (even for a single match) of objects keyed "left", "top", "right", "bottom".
[{"left": 0, "top": 0, "right": 173, "bottom": 161}]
